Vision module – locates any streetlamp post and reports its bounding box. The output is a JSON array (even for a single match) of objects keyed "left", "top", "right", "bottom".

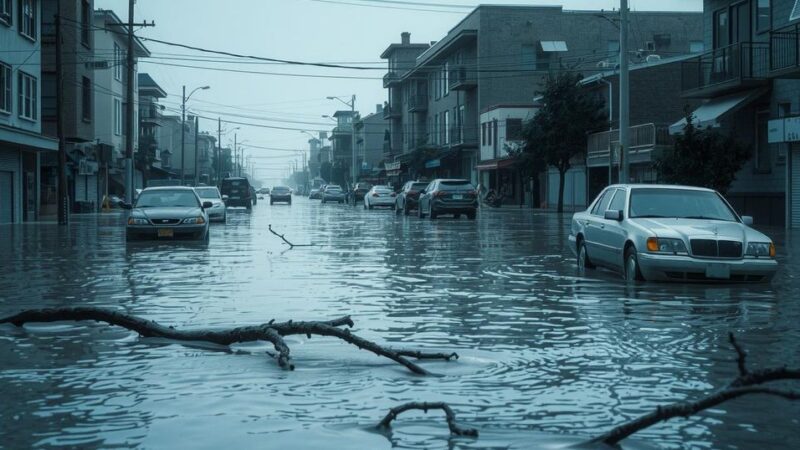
[
  {"left": 181, "top": 85, "right": 210, "bottom": 185},
  {"left": 327, "top": 95, "right": 356, "bottom": 187}
]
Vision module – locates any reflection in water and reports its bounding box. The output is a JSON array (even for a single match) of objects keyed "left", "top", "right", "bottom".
[{"left": 0, "top": 201, "right": 798, "bottom": 449}]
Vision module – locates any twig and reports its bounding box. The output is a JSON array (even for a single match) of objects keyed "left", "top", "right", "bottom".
[
  {"left": 0, "top": 307, "right": 455, "bottom": 375},
  {"left": 591, "top": 334, "right": 800, "bottom": 446},
  {"left": 268, "top": 224, "right": 314, "bottom": 248},
  {"left": 377, "top": 402, "right": 479, "bottom": 437}
]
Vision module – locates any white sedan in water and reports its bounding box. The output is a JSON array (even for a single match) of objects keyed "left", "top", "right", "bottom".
[
  {"left": 569, "top": 184, "right": 778, "bottom": 283},
  {"left": 363, "top": 186, "right": 396, "bottom": 209}
]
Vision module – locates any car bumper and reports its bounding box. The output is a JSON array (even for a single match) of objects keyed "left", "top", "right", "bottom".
[
  {"left": 637, "top": 253, "right": 778, "bottom": 283},
  {"left": 271, "top": 195, "right": 291, "bottom": 202},
  {"left": 126, "top": 224, "right": 208, "bottom": 240},
  {"left": 432, "top": 199, "right": 478, "bottom": 213},
  {"left": 367, "top": 198, "right": 395, "bottom": 206},
  {"left": 323, "top": 195, "right": 345, "bottom": 201},
  {"left": 207, "top": 207, "right": 226, "bottom": 221}
]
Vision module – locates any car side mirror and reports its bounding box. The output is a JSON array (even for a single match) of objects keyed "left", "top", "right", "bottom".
[
  {"left": 202, "top": 201, "right": 213, "bottom": 209},
  {"left": 604, "top": 210, "right": 623, "bottom": 221},
  {"left": 420, "top": 190, "right": 426, "bottom": 195},
  {"left": 742, "top": 215, "right": 754, "bottom": 226},
  {"left": 119, "top": 202, "right": 132, "bottom": 210},
  {"left": 222, "top": 195, "right": 229, "bottom": 201}
]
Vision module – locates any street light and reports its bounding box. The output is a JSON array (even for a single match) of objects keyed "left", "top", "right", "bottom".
[
  {"left": 326, "top": 95, "right": 357, "bottom": 186},
  {"left": 181, "top": 85, "right": 210, "bottom": 185}
]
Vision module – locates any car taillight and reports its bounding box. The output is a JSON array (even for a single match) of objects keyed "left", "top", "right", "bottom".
[
  {"left": 434, "top": 191, "right": 447, "bottom": 198},
  {"left": 372, "top": 193, "right": 379, "bottom": 197},
  {"left": 408, "top": 190, "right": 417, "bottom": 195},
  {"left": 466, "top": 190, "right": 477, "bottom": 197},
  {"left": 391, "top": 193, "right": 396, "bottom": 197}
]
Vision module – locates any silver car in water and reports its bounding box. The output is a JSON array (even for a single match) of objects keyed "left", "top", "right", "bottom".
[{"left": 569, "top": 184, "right": 778, "bottom": 283}]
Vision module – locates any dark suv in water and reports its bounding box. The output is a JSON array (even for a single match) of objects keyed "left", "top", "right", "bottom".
[
  {"left": 418, "top": 179, "right": 478, "bottom": 220},
  {"left": 220, "top": 177, "right": 253, "bottom": 209}
]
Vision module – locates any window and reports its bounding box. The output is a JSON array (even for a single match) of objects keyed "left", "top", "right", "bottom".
[
  {"left": 433, "top": 114, "right": 439, "bottom": 145},
  {"left": 457, "top": 105, "right": 464, "bottom": 143},
  {"left": 714, "top": 9, "right": 729, "bottom": 49},
  {"left": 506, "top": 119, "right": 523, "bottom": 141},
  {"left": 443, "top": 110, "right": 449, "bottom": 145},
  {"left": 521, "top": 44, "right": 537, "bottom": 70},
  {"left": 591, "top": 189, "right": 613, "bottom": 216},
  {"left": 487, "top": 118, "right": 492, "bottom": 146},
  {"left": 114, "top": 44, "right": 123, "bottom": 81},
  {"left": 0, "top": 0, "right": 11, "bottom": 25},
  {"left": 114, "top": 98, "right": 122, "bottom": 135},
  {"left": 731, "top": 2, "right": 751, "bottom": 44},
  {"left": 755, "top": 110, "right": 771, "bottom": 172},
  {"left": 17, "top": 71, "right": 36, "bottom": 120},
  {"left": 689, "top": 41, "right": 704, "bottom": 53},
  {"left": 19, "top": 0, "right": 35, "bottom": 40},
  {"left": 481, "top": 122, "right": 486, "bottom": 146},
  {"left": 757, "top": 0, "right": 771, "bottom": 32},
  {"left": 493, "top": 119, "right": 498, "bottom": 152},
  {"left": 82, "top": 77, "right": 91, "bottom": 121},
  {"left": 608, "top": 189, "right": 626, "bottom": 213},
  {"left": 81, "top": 0, "right": 91, "bottom": 47},
  {"left": 443, "top": 63, "right": 449, "bottom": 96},
  {"left": 0, "top": 62, "right": 10, "bottom": 113}
]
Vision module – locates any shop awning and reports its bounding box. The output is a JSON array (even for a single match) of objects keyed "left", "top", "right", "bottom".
[
  {"left": 669, "top": 88, "right": 769, "bottom": 135},
  {"left": 476, "top": 158, "right": 517, "bottom": 171}
]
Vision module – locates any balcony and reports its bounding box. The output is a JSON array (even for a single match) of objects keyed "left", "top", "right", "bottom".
[
  {"left": 586, "top": 123, "right": 672, "bottom": 167},
  {"left": 331, "top": 126, "right": 353, "bottom": 139},
  {"left": 382, "top": 104, "right": 401, "bottom": 120},
  {"left": 681, "top": 42, "right": 769, "bottom": 98},
  {"left": 448, "top": 65, "right": 476, "bottom": 91},
  {"left": 408, "top": 95, "right": 428, "bottom": 113},
  {"left": 770, "top": 24, "right": 800, "bottom": 78},
  {"left": 383, "top": 71, "right": 400, "bottom": 88}
]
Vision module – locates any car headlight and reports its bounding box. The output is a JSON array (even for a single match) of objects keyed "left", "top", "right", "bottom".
[
  {"left": 646, "top": 237, "right": 688, "bottom": 254},
  {"left": 127, "top": 217, "right": 149, "bottom": 225},
  {"left": 182, "top": 216, "right": 206, "bottom": 224},
  {"left": 746, "top": 242, "right": 775, "bottom": 258}
]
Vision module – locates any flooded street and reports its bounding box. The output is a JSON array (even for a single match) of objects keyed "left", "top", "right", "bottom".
[{"left": 1, "top": 198, "right": 799, "bottom": 449}]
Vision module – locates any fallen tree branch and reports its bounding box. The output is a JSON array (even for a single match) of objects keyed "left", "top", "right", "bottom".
[
  {"left": 591, "top": 333, "right": 800, "bottom": 446},
  {"left": 377, "top": 402, "right": 479, "bottom": 437},
  {"left": 0, "top": 307, "right": 456, "bottom": 375},
  {"left": 268, "top": 224, "right": 314, "bottom": 248}
]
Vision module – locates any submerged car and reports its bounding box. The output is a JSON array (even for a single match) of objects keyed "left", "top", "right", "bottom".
[
  {"left": 270, "top": 186, "right": 292, "bottom": 205},
  {"left": 220, "top": 177, "right": 253, "bottom": 209},
  {"left": 395, "top": 181, "right": 429, "bottom": 215},
  {"left": 418, "top": 179, "right": 478, "bottom": 220},
  {"left": 122, "top": 187, "right": 211, "bottom": 241},
  {"left": 364, "top": 185, "right": 395, "bottom": 209},
  {"left": 321, "top": 185, "right": 345, "bottom": 204},
  {"left": 309, "top": 188, "right": 322, "bottom": 199},
  {"left": 569, "top": 184, "right": 778, "bottom": 283},
  {"left": 194, "top": 186, "right": 227, "bottom": 222}
]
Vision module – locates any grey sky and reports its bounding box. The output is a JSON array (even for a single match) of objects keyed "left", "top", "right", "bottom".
[{"left": 95, "top": 0, "right": 702, "bottom": 182}]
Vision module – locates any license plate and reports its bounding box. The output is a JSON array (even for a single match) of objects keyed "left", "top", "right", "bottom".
[
  {"left": 452, "top": 194, "right": 463, "bottom": 200},
  {"left": 705, "top": 263, "right": 730, "bottom": 279},
  {"left": 230, "top": 196, "right": 240, "bottom": 199},
  {"left": 158, "top": 228, "right": 174, "bottom": 238}
]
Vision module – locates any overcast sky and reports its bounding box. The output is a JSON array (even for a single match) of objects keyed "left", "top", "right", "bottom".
[{"left": 95, "top": 0, "right": 702, "bottom": 182}]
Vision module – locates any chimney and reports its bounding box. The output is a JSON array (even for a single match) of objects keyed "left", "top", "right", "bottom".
[
  {"left": 376, "top": 104, "right": 382, "bottom": 114},
  {"left": 401, "top": 32, "right": 410, "bottom": 45}
]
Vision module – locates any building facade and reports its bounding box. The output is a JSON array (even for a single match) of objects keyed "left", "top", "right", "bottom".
[
  {"left": 354, "top": 104, "right": 390, "bottom": 181},
  {"left": 381, "top": 6, "right": 703, "bottom": 188},
  {"left": 0, "top": 0, "right": 58, "bottom": 223}
]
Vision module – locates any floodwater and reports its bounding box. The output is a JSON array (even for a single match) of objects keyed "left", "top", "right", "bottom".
[{"left": 0, "top": 198, "right": 798, "bottom": 450}]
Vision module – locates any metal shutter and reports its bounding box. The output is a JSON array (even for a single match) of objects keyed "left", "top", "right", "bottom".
[
  {"left": 0, "top": 171, "right": 12, "bottom": 223},
  {"left": 87, "top": 175, "right": 98, "bottom": 210},
  {"left": 792, "top": 148, "right": 800, "bottom": 228},
  {"left": 75, "top": 175, "right": 87, "bottom": 202}
]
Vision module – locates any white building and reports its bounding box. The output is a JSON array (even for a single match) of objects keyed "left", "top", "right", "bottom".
[{"left": 0, "top": 0, "right": 58, "bottom": 223}]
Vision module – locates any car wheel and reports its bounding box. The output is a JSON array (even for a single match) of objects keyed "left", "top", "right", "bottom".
[
  {"left": 322, "top": 199, "right": 326, "bottom": 204},
  {"left": 246, "top": 203, "right": 252, "bottom": 210},
  {"left": 404, "top": 204, "right": 411, "bottom": 216},
  {"left": 270, "top": 200, "right": 274, "bottom": 205},
  {"left": 624, "top": 246, "right": 644, "bottom": 282},
  {"left": 368, "top": 203, "right": 373, "bottom": 210},
  {"left": 453, "top": 214, "right": 461, "bottom": 219},
  {"left": 363, "top": 201, "right": 367, "bottom": 210},
  {"left": 418, "top": 203, "right": 426, "bottom": 218},
  {"left": 577, "top": 239, "right": 596, "bottom": 270},
  {"left": 429, "top": 205, "right": 437, "bottom": 220}
]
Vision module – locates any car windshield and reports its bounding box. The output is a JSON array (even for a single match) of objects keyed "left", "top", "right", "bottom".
[
  {"left": 135, "top": 190, "right": 199, "bottom": 208},
  {"left": 629, "top": 188, "right": 738, "bottom": 222},
  {"left": 411, "top": 183, "right": 428, "bottom": 191},
  {"left": 439, "top": 181, "right": 473, "bottom": 191},
  {"left": 374, "top": 187, "right": 392, "bottom": 193},
  {"left": 195, "top": 188, "right": 220, "bottom": 199},
  {"left": 273, "top": 187, "right": 289, "bottom": 192},
  {"left": 327, "top": 186, "right": 341, "bottom": 192}
]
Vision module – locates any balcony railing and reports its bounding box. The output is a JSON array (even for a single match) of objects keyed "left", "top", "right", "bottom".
[
  {"left": 448, "top": 65, "right": 476, "bottom": 90},
  {"left": 383, "top": 71, "right": 400, "bottom": 88},
  {"left": 382, "top": 104, "right": 401, "bottom": 119},
  {"left": 587, "top": 123, "right": 672, "bottom": 166},
  {"left": 681, "top": 42, "right": 769, "bottom": 98},
  {"left": 408, "top": 95, "right": 428, "bottom": 112},
  {"left": 771, "top": 24, "right": 800, "bottom": 76}
]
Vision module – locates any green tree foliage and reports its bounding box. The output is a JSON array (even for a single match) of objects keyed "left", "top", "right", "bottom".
[
  {"left": 519, "top": 73, "right": 607, "bottom": 212},
  {"left": 656, "top": 110, "right": 751, "bottom": 194}
]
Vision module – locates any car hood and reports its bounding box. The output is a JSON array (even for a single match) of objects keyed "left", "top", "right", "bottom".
[
  {"left": 630, "top": 218, "right": 767, "bottom": 242},
  {"left": 134, "top": 206, "right": 203, "bottom": 219}
]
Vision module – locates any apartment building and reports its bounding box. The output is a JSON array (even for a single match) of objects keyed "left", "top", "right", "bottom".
[
  {"left": 381, "top": 5, "right": 702, "bottom": 188},
  {"left": 354, "top": 104, "right": 390, "bottom": 179},
  {"left": 0, "top": 0, "right": 58, "bottom": 223}
]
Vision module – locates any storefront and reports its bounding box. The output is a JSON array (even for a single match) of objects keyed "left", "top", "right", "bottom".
[{"left": 0, "top": 127, "right": 57, "bottom": 223}]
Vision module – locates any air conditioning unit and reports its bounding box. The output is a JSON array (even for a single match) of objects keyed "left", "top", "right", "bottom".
[{"left": 645, "top": 54, "right": 662, "bottom": 63}]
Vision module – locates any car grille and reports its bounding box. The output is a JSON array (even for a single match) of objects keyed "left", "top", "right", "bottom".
[
  {"left": 690, "top": 239, "right": 743, "bottom": 258},
  {"left": 150, "top": 218, "right": 181, "bottom": 225}
]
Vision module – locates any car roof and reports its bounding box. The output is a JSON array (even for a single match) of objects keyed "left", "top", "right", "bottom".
[
  {"left": 608, "top": 184, "right": 716, "bottom": 193},
  {"left": 142, "top": 186, "right": 197, "bottom": 192},
  {"left": 433, "top": 179, "right": 471, "bottom": 183}
]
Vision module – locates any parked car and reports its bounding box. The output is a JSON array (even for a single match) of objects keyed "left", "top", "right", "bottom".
[
  {"left": 321, "top": 185, "right": 345, "bottom": 204},
  {"left": 569, "top": 184, "right": 778, "bottom": 283},
  {"left": 258, "top": 187, "right": 270, "bottom": 195},
  {"left": 220, "top": 177, "right": 253, "bottom": 209},
  {"left": 350, "top": 182, "right": 373, "bottom": 204},
  {"left": 418, "top": 179, "right": 478, "bottom": 220},
  {"left": 194, "top": 186, "right": 227, "bottom": 222},
  {"left": 309, "top": 187, "right": 322, "bottom": 200},
  {"left": 364, "top": 186, "right": 396, "bottom": 209},
  {"left": 395, "top": 181, "right": 429, "bottom": 215},
  {"left": 121, "top": 187, "right": 211, "bottom": 241},
  {"left": 270, "top": 186, "right": 292, "bottom": 205}
]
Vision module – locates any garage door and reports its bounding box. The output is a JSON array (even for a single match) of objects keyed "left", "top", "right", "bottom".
[
  {"left": 793, "top": 148, "right": 800, "bottom": 228},
  {"left": 0, "top": 171, "right": 12, "bottom": 223}
]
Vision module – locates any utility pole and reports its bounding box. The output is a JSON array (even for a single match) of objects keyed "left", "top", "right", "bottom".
[
  {"left": 234, "top": 133, "right": 237, "bottom": 177},
  {"left": 55, "top": 6, "right": 68, "bottom": 225},
  {"left": 124, "top": 0, "right": 135, "bottom": 203},
  {"left": 350, "top": 95, "right": 356, "bottom": 185},
  {"left": 619, "top": 0, "right": 630, "bottom": 184},
  {"left": 193, "top": 116, "right": 199, "bottom": 186},
  {"left": 217, "top": 118, "right": 222, "bottom": 183},
  {"left": 180, "top": 85, "right": 186, "bottom": 185}
]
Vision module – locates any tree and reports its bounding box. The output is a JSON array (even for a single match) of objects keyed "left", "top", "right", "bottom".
[
  {"left": 520, "top": 73, "right": 607, "bottom": 212},
  {"left": 656, "top": 109, "right": 751, "bottom": 194}
]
